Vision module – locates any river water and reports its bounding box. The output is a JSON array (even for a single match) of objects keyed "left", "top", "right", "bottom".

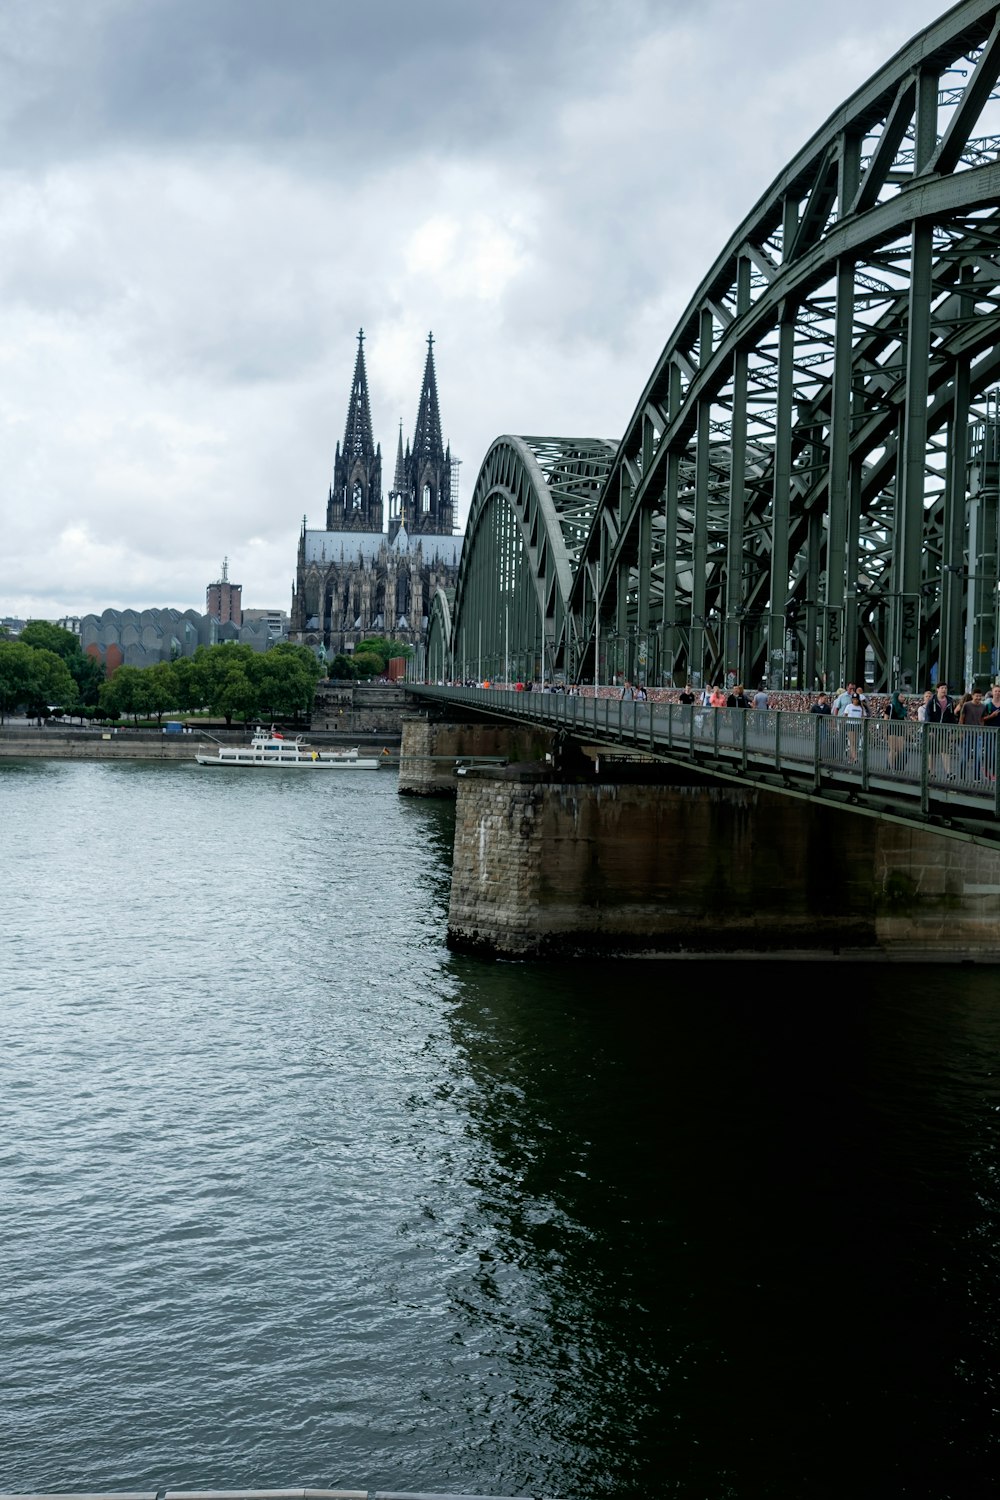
[{"left": 2, "top": 758, "right": 1000, "bottom": 1498}]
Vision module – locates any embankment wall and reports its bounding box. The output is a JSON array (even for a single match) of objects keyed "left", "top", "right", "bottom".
[{"left": 0, "top": 729, "right": 205, "bottom": 761}]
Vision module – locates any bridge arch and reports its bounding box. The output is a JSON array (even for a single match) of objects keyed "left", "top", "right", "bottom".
[
  {"left": 450, "top": 436, "right": 616, "bottom": 683},
  {"left": 571, "top": 0, "right": 1000, "bottom": 694},
  {"left": 424, "top": 587, "right": 453, "bottom": 681}
]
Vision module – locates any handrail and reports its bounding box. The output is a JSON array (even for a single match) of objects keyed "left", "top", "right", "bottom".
[{"left": 409, "top": 687, "right": 1000, "bottom": 826}]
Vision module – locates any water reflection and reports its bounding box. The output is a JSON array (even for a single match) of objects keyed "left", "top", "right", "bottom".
[{"left": 440, "top": 962, "right": 1000, "bottom": 1496}]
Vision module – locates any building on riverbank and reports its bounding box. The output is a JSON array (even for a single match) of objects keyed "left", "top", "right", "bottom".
[
  {"left": 206, "top": 557, "right": 242, "bottom": 626},
  {"left": 80, "top": 605, "right": 274, "bottom": 670}
]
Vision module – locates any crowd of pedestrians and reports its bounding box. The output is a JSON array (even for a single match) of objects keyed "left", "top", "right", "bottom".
[
  {"left": 658, "top": 678, "right": 1000, "bottom": 785},
  {"left": 454, "top": 674, "right": 1000, "bottom": 788}
]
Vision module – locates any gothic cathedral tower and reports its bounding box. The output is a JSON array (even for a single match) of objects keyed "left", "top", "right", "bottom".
[
  {"left": 291, "top": 330, "right": 462, "bottom": 656},
  {"left": 326, "top": 330, "right": 384, "bottom": 533},
  {"left": 389, "top": 333, "right": 452, "bottom": 541}
]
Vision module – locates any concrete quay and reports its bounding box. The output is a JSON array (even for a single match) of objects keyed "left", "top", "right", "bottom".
[
  {"left": 0, "top": 1490, "right": 540, "bottom": 1500},
  {"left": 0, "top": 725, "right": 205, "bottom": 761},
  {"left": 0, "top": 725, "right": 400, "bottom": 763}
]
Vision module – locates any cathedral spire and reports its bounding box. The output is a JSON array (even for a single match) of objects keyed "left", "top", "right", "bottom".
[
  {"left": 343, "top": 328, "right": 375, "bottom": 461},
  {"left": 326, "top": 328, "right": 384, "bottom": 533},
  {"left": 393, "top": 421, "right": 407, "bottom": 492},
  {"left": 411, "top": 332, "right": 443, "bottom": 462},
  {"left": 402, "top": 333, "right": 452, "bottom": 535}
]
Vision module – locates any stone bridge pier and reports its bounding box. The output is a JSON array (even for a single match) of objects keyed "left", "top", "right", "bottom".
[
  {"left": 444, "top": 768, "right": 1000, "bottom": 962},
  {"left": 397, "top": 716, "right": 557, "bottom": 795}
]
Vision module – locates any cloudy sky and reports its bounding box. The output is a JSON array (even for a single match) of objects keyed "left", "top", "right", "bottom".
[{"left": 1, "top": 0, "right": 949, "bottom": 622}]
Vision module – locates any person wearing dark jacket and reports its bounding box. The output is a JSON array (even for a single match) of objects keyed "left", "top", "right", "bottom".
[
  {"left": 926, "top": 685, "right": 957, "bottom": 779},
  {"left": 883, "top": 690, "right": 908, "bottom": 771},
  {"left": 726, "top": 684, "right": 749, "bottom": 744},
  {"left": 983, "top": 687, "right": 1000, "bottom": 780},
  {"left": 926, "top": 685, "right": 956, "bottom": 723}
]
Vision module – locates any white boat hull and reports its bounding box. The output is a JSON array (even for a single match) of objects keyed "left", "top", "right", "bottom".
[
  {"left": 195, "top": 753, "right": 381, "bottom": 768},
  {"left": 194, "top": 728, "right": 382, "bottom": 769}
]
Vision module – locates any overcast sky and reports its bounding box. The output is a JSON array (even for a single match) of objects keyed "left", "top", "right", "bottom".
[{"left": 0, "top": 0, "right": 949, "bottom": 622}]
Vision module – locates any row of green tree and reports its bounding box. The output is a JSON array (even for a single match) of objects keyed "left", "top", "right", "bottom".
[
  {"left": 0, "top": 623, "right": 327, "bottom": 726},
  {"left": 0, "top": 624, "right": 415, "bottom": 724},
  {"left": 98, "top": 642, "right": 325, "bottom": 725}
]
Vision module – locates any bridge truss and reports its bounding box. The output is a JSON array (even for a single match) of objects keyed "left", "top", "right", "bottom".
[
  {"left": 427, "top": 436, "right": 617, "bottom": 683},
  {"left": 444, "top": 0, "right": 1000, "bottom": 694}
]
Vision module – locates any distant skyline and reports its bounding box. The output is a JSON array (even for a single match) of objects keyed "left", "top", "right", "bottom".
[{"left": 1, "top": 0, "right": 949, "bottom": 620}]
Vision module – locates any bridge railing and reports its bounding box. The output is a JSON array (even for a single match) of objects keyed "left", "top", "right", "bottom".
[{"left": 414, "top": 688, "right": 1000, "bottom": 818}]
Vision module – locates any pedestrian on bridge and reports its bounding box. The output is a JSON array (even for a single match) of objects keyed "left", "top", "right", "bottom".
[
  {"left": 843, "top": 693, "right": 866, "bottom": 762},
  {"left": 983, "top": 687, "right": 1000, "bottom": 779},
  {"left": 959, "top": 690, "right": 986, "bottom": 780},
  {"left": 926, "top": 684, "right": 957, "bottom": 779},
  {"left": 883, "top": 690, "right": 908, "bottom": 772}
]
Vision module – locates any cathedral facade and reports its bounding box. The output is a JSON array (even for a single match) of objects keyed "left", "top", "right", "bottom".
[{"left": 289, "top": 331, "right": 462, "bottom": 661}]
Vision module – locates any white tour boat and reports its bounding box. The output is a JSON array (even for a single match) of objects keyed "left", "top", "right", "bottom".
[{"left": 195, "top": 725, "right": 381, "bottom": 769}]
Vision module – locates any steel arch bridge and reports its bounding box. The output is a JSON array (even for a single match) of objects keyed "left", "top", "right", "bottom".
[
  {"left": 426, "top": 435, "right": 617, "bottom": 683},
  {"left": 433, "top": 0, "right": 1000, "bottom": 695}
]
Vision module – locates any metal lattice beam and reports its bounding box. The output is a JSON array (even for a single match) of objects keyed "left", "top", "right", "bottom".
[
  {"left": 565, "top": 0, "right": 1000, "bottom": 692},
  {"left": 449, "top": 436, "right": 616, "bottom": 683},
  {"left": 449, "top": 2, "right": 1000, "bottom": 695}
]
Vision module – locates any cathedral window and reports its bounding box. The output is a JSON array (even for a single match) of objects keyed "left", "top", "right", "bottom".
[
  {"left": 422, "top": 483, "right": 431, "bottom": 513},
  {"left": 353, "top": 481, "right": 363, "bottom": 510}
]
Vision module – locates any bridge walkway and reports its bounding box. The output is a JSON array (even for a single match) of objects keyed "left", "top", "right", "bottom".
[{"left": 410, "top": 687, "right": 1000, "bottom": 843}]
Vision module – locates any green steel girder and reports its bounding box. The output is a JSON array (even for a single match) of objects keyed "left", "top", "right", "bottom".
[
  {"left": 450, "top": 436, "right": 616, "bottom": 683},
  {"left": 425, "top": 587, "right": 453, "bottom": 681},
  {"left": 564, "top": 0, "right": 1000, "bottom": 692}
]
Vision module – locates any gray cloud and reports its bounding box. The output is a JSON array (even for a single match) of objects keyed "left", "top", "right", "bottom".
[
  {"left": 0, "top": 0, "right": 950, "bottom": 621},
  {"left": 0, "top": 0, "right": 680, "bottom": 169}
]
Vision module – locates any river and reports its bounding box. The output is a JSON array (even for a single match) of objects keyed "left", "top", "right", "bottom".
[{"left": 2, "top": 758, "right": 999, "bottom": 1498}]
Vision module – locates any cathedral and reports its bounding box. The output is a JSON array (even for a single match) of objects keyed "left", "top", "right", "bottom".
[{"left": 289, "top": 330, "right": 462, "bottom": 660}]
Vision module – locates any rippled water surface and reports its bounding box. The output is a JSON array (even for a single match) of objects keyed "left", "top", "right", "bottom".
[{"left": 3, "top": 758, "right": 1000, "bottom": 1498}]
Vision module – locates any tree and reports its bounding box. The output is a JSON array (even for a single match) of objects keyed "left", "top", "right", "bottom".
[
  {"left": 20, "top": 622, "right": 105, "bottom": 707},
  {"left": 19, "top": 622, "right": 80, "bottom": 662},
  {"left": 0, "top": 642, "right": 39, "bottom": 720},
  {"left": 100, "top": 666, "right": 153, "bottom": 724},
  {"left": 172, "top": 655, "right": 207, "bottom": 713},
  {"left": 0, "top": 642, "right": 78, "bottom": 719},
  {"left": 352, "top": 649, "right": 385, "bottom": 679},
  {"left": 29, "top": 649, "right": 79, "bottom": 713},
  {"left": 216, "top": 665, "right": 259, "bottom": 726},
  {"left": 72, "top": 651, "right": 106, "bottom": 708},
  {"left": 145, "top": 662, "right": 180, "bottom": 724},
  {"left": 358, "top": 634, "right": 413, "bottom": 662},
  {"left": 329, "top": 653, "right": 356, "bottom": 680},
  {"left": 254, "top": 645, "right": 323, "bottom": 720},
  {"left": 192, "top": 643, "right": 257, "bottom": 725}
]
